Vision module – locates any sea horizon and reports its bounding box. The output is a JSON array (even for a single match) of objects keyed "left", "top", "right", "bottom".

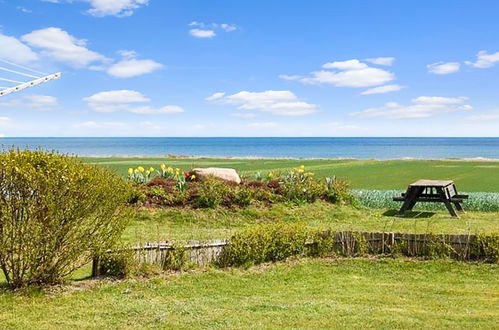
[{"left": 1, "top": 137, "right": 499, "bottom": 160}]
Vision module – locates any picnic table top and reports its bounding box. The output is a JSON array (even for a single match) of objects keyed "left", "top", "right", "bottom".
[{"left": 409, "top": 179, "right": 454, "bottom": 187}]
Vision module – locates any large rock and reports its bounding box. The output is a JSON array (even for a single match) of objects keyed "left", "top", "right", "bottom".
[{"left": 191, "top": 167, "right": 241, "bottom": 184}]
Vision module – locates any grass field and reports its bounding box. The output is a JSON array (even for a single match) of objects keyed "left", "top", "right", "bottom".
[
  {"left": 1, "top": 258, "right": 497, "bottom": 329},
  {"left": 84, "top": 157, "right": 499, "bottom": 192},
  {"left": 123, "top": 202, "right": 499, "bottom": 243}
]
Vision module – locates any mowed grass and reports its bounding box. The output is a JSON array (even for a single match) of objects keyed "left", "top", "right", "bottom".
[
  {"left": 123, "top": 202, "right": 499, "bottom": 243},
  {"left": 84, "top": 157, "right": 499, "bottom": 192},
  {"left": 1, "top": 259, "right": 497, "bottom": 329}
]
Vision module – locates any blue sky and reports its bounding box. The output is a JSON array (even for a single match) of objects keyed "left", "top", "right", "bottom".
[{"left": 0, "top": 0, "right": 499, "bottom": 137}]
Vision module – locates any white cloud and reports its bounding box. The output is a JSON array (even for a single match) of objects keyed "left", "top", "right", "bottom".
[
  {"left": 231, "top": 113, "right": 258, "bottom": 119},
  {"left": 84, "top": 90, "right": 149, "bottom": 104},
  {"left": 189, "top": 29, "right": 216, "bottom": 38},
  {"left": 21, "top": 27, "right": 110, "bottom": 68},
  {"left": 427, "top": 62, "right": 460, "bottom": 74},
  {"left": 278, "top": 74, "right": 302, "bottom": 81},
  {"left": 220, "top": 24, "right": 237, "bottom": 32},
  {"left": 465, "top": 50, "right": 499, "bottom": 68},
  {"left": 353, "top": 96, "right": 471, "bottom": 119},
  {"left": 360, "top": 84, "right": 404, "bottom": 95},
  {"left": 466, "top": 111, "right": 499, "bottom": 121},
  {"left": 83, "top": 89, "right": 183, "bottom": 114},
  {"left": 284, "top": 59, "right": 395, "bottom": 88},
  {"left": 73, "top": 121, "right": 125, "bottom": 128},
  {"left": 323, "top": 59, "right": 368, "bottom": 70},
  {"left": 205, "top": 92, "right": 225, "bottom": 101},
  {"left": 188, "top": 22, "right": 237, "bottom": 38},
  {"left": 0, "top": 33, "right": 39, "bottom": 64},
  {"left": 17, "top": 6, "right": 32, "bottom": 13},
  {"left": 248, "top": 122, "right": 278, "bottom": 129},
  {"left": 82, "top": 0, "right": 149, "bottom": 17},
  {"left": 107, "top": 51, "right": 163, "bottom": 78},
  {"left": 207, "top": 90, "right": 319, "bottom": 116},
  {"left": 0, "top": 95, "right": 58, "bottom": 111},
  {"left": 128, "top": 105, "right": 183, "bottom": 114},
  {"left": 365, "top": 57, "right": 395, "bottom": 66}
]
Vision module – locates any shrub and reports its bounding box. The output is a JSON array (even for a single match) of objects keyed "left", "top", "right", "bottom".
[
  {"left": 324, "top": 176, "right": 356, "bottom": 205},
  {"left": 192, "top": 176, "right": 233, "bottom": 208},
  {"left": 218, "top": 223, "right": 308, "bottom": 267},
  {"left": 97, "top": 248, "right": 137, "bottom": 278},
  {"left": 281, "top": 177, "right": 324, "bottom": 204},
  {"left": 0, "top": 150, "right": 131, "bottom": 288}
]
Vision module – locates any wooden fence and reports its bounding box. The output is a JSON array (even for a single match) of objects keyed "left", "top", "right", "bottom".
[{"left": 92, "top": 231, "right": 496, "bottom": 276}]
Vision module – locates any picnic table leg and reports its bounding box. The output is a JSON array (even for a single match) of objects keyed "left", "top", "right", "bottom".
[
  {"left": 453, "top": 202, "right": 464, "bottom": 212},
  {"left": 436, "top": 187, "right": 459, "bottom": 218},
  {"left": 396, "top": 187, "right": 421, "bottom": 216}
]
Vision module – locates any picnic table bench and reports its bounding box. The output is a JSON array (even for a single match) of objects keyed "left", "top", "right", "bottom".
[{"left": 393, "top": 180, "right": 468, "bottom": 218}]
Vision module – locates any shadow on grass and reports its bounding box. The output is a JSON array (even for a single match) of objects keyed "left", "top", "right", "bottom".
[{"left": 383, "top": 209, "right": 436, "bottom": 219}]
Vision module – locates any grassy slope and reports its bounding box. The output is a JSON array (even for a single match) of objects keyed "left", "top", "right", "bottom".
[
  {"left": 84, "top": 157, "right": 499, "bottom": 192},
  {"left": 1, "top": 259, "right": 497, "bottom": 329},
  {"left": 123, "top": 203, "right": 499, "bottom": 243}
]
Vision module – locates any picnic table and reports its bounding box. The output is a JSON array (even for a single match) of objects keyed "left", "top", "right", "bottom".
[{"left": 393, "top": 180, "right": 469, "bottom": 218}]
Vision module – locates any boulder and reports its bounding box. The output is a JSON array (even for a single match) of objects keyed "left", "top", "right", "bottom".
[{"left": 191, "top": 167, "right": 241, "bottom": 184}]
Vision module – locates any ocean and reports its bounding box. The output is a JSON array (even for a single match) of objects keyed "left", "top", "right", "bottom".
[{"left": 1, "top": 137, "right": 498, "bottom": 159}]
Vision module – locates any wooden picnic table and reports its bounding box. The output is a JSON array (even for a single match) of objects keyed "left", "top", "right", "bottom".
[{"left": 393, "top": 180, "right": 469, "bottom": 218}]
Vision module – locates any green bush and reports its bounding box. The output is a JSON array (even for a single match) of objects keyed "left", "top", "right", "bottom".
[
  {"left": 281, "top": 177, "right": 324, "bottom": 204},
  {"left": 97, "top": 248, "right": 137, "bottom": 278},
  {"left": 0, "top": 150, "right": 131, "bottom": 288},
  {"left": 192, "top": 176, "right": 233, "bottom": 208},
  {"left": 218, "top": 223, "right": 308, "bottom": 267},
  {"left": 324, "top": 176, "right": 357, "bottom": 205}
]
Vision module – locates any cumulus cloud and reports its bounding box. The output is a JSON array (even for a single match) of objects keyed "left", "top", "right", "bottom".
[
  {"left": 21, "top": 27, "right": 110, "bottom": 68},
  {"left": 83, "top": 90, "right": 183, "bottom": 114},
  {"left": 0, "top": 33, "right": 39, "bottom": 64},
  {"left": 206, "top": 90, "right": 319, "bottom": 116},
  {"left": 427, "top": 62, "right": 460, "bottom": 74},
  {"left": 189, "top": 29, "right": 216, "bottom": 38},
  {"left": 188, "top": 21, "right": 237, "bottom": 38},
  {"left": 282, "top": 59, "right": 395, "bottom": 88},
  {"left": 231, "top": 113, "right": 258, "bottom": 119},
  {"left": 352, "top": 96, "right": 472, "bottom": 119},
  {"left": 465, "top": 50, "right": 499, "bottom": 68},
  {"left": 360, "top": 84, "right": 404, "bottom": 95},
  {"left": 107, "top": 50, "right": 163, "bottom": 78},
  {"left": 0, "top": 95, "right": 59, "bottom": 111},
  {"left": 365, "top": 57, "right": 395, "bottom": 66},
  {"left": 46, "top": 0, "right": 149, "bottom": 17}
]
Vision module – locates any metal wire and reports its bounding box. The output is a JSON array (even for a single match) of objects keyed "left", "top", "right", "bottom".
[
  {"left": 0, "top": 66, "right": 40, "bottom": 79},
  {"left": 0, "top": 58, "right": 47, "bottom": 76}
]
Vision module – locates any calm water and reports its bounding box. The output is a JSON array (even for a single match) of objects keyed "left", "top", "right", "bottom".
[{"left": 1, "top": 137, "right": 498, "bottom": 159}]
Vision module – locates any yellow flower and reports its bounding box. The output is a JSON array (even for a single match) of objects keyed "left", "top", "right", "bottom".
[
  {"left": 127, "top": 168, "right": 133, "bottom": 175},
  {"left": 160, "top": 163, "right": 166, "bottom": 170},
  {"left": 191, "top": 174, "right": 196, "bottom": 179},
  {"left": 268, "top": 172, "right": 273, "bottom": 177},
  {"left": 137, "top": 166, "right": 145, "bottom": 173},
  {"left": 134, "top": 169, "right": 139, "bottom": 174},
  {"left": 149, "top": 167, "right": 154, "bottom": 173},
  {"left": 167, "top": 167, "right": 174, "bottom": 173},
  {"left": 297, "top": 168, "right": 304, "bottom": 173},
  {"left": 145, "top": 170, "right": 150, "bottom": 176}
]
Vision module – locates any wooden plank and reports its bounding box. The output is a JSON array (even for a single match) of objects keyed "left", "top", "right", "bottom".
[{"left": 410, "top": 179, "right": 453, "bottom": 187}]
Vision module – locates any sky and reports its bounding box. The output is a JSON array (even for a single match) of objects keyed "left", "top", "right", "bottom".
[{"left": 0, "top": 0, "right": 499, "bottom": 137}]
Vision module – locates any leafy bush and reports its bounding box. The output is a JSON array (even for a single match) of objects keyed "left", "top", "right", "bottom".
[
  {"left": 97, "top": 248, "right": 137, "bottom": 278},
  {"left": 218, "top": 223, "right": 308, "bottom": 267},
  {"left": 192, "top": 176, "right": 233, "bottom": 208},
  {"left": 324, "top": 176, "right": 357, "bottom": 205},
  {"left": 0, "top": 150, "right": 131, "bottom": 288}
]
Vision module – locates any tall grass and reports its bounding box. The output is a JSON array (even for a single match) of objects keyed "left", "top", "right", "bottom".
[{"left": 354, "top": 190, "right": 499, "bottom": 212}]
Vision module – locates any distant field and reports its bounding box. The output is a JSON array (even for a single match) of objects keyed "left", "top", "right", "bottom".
[{"left": 84, "top": 157, "right": 499, "bottom": 192}]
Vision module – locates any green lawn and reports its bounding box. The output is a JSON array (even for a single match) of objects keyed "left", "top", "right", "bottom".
[
  {"left": 123, "top": 203, "right": 499, "bottom": 243},
  {"left": 1, "top": 258, "right": 497, "bottom": 329},
  {"left": 84, "top": 157, "right": 499, "bottom": 192}
]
